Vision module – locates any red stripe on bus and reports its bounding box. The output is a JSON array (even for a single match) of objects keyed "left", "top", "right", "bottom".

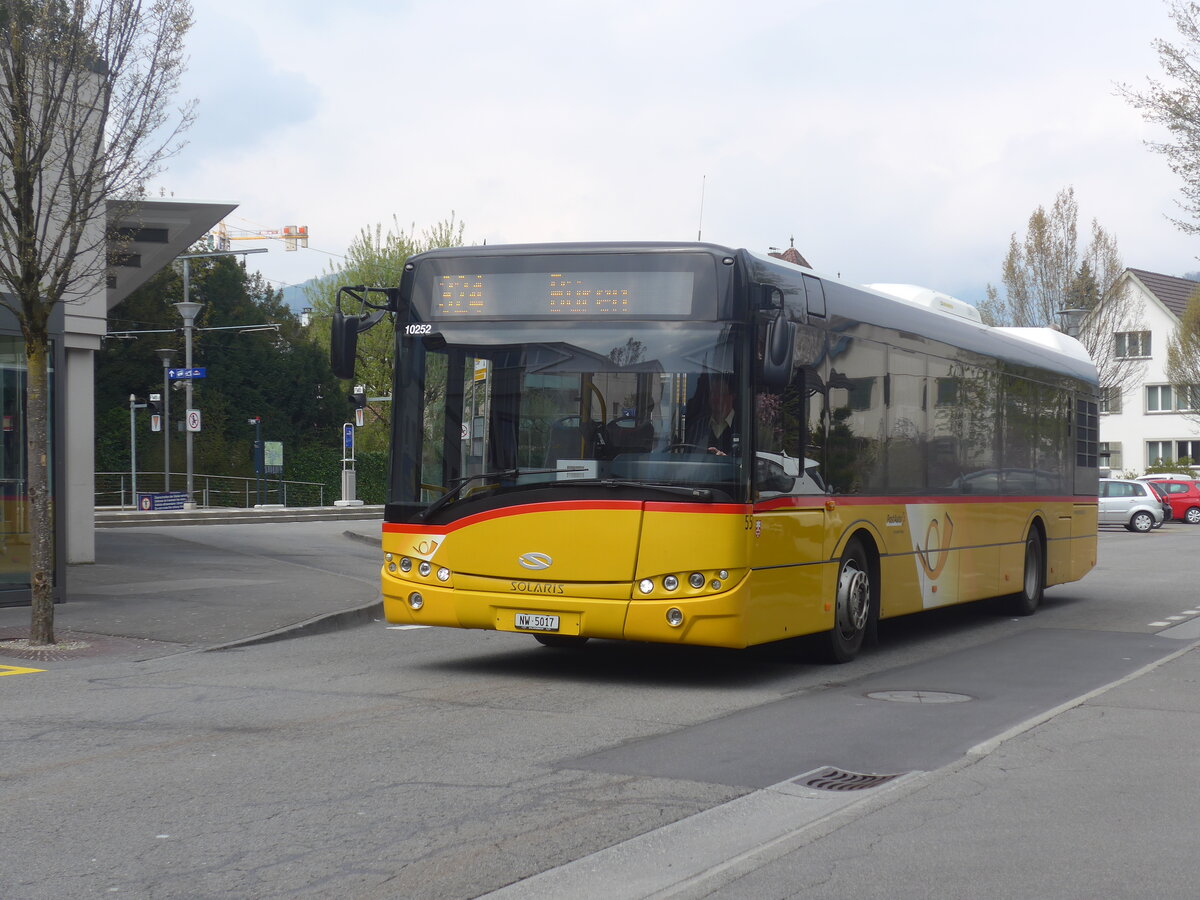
[
  {"left": 754, "top": 494, "right": 1097, "bottom": 512},
  {"left": 384, "top": 498, "right": 751, "bottom": 534}
]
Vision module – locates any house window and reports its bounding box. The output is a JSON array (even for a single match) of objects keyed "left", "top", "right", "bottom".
[
  {"left": 1146, "top": 384, "right": 1200, "bottom": 412},
  {"left": 1114, "top": 331, "right": 1151, "bottom": 358},
  {"left": 1147, "top": 441, "right": 1174, "bottom": 465},
  {"left": 1146, "top": 384, "right": 1172, "bottom": 412},
  {"left": 1177, "top": 440, "right": 1200, "bottom": 463},
  {"left": 1099, "top": 442, "right": 1122, "bottom": 470},
  {"left": 1099, "top": 386, "right": 1122, "bottom": 414}
]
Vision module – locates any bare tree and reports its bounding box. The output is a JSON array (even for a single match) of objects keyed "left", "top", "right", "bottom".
[
  {"left": 983, "top": 187, "right": 1144, "bottom": 403},
  {"left": 1121, "top": 1, "right": 1200, "bottom": 235},
  {"left": 0, "top": 0, "right": 195, "bottom": 644},
  {"left": 1165, "top": 287, "right": 1200, "bottom": 427}
]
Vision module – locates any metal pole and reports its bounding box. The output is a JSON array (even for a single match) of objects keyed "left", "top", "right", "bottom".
[
  {"left": 184, "top": 260, "right": 193, "bottom": 506},
  {"left": 256, "top": 417, "right": 263, "bottom": 505},
  {"left": 155, "top": 349, "right": 175, "bottom": 491},
  {"left": 175, "top": 275, "right": 202, "bottom": 510},
  {"left": 129, "top": 394, "right": 137, "bottom": 501}
]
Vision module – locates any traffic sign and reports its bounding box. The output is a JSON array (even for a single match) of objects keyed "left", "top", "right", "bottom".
[
  {"left": 186, "top": 409, "right": 202, "bottom": 432},
  {"left": 168, "top": 367, "right": 207, "bottom": 380}
]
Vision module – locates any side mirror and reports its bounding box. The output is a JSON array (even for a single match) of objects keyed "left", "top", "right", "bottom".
[
  {"left": 329, "top": 285, "right": 398, "bottom": 380},
  {"left": 330, "top": 311, "right": 360, "bottom": 380},
  {"left": 761, "top": 309, "right": 795, "bottom": 390}
]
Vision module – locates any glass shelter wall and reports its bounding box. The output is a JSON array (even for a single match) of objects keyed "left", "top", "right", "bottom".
[{"left": 0, "top": 334, "right": 39, "bottom": 599}]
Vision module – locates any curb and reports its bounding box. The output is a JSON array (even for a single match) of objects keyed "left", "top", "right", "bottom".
[{"left": 204, "top": 598, "right": 384, "bottom": 652}]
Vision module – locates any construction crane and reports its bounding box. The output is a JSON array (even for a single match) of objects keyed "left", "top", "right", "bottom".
[{"left": 207, "top": 222, "right": 309, "bottom": 252}]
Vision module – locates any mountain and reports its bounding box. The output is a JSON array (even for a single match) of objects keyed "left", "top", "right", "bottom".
[{"left": 279, "top": 276, "right": 332, "bottom": 313}]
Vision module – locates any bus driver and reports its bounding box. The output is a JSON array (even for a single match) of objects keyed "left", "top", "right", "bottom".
[{"left": 687, "top": 373, "right": 737, "bottom": 455}]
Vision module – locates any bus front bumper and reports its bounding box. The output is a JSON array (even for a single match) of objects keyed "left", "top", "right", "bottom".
[{"left": 382, "top": 570, "right": 753, "bottom": 648}]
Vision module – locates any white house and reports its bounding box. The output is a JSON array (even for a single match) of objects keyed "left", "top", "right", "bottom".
[{"left": 1097, "top": 267, "right": 1200, "bottom": 476}]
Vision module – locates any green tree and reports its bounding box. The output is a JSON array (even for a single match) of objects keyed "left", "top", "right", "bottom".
[
  {"left": 305, "top": 214, "right": 466, "bottom": 452},
  {"left": 0, "top": 0, "right": 195, "bottom": 645},
  {"left": 982, "top": 187, "right": 1143, "bottom": 406},
  {"left": 98, "top": 255, "right": 342, "bottom": 481},
  {"left": 1121, "top": 2, "right": 1200, "bottom": 234}
]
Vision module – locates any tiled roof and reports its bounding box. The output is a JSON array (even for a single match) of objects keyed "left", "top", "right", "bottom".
[
  {"left": 1127, "top": 268, "right": 1200, "bottom": 318},
  {"left": 768, "top": 242, "right": 811, "bottom": 268}
]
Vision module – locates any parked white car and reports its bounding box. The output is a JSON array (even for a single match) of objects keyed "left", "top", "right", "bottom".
[{"left": 1099, "top": 478, "right": 1165, "bottom": 533}]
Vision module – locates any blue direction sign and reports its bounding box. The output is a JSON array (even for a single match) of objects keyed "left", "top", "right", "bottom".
[{"left": 168, "top": 367, "right": 207, "bottom": 380}]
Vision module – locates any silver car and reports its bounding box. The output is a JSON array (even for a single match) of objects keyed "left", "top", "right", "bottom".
[{"left": 1099, "top": 479, "right": 1165, "bottom": 533}]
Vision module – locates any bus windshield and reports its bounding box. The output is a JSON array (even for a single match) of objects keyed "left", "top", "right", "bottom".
[{"left": 393, "top": 321, "right": 749, "bottom": 518}]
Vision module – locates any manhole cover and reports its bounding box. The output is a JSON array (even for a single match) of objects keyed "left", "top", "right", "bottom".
[
  {"left": 794, "top": 767, "right": 904, "bottom": 792},
  {"left": 867, "top": 690, "right": 973, "bottom": 704}
]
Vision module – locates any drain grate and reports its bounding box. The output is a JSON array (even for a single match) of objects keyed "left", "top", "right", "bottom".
[{"left": 794, "top": 767, "right": 904, "bottom": 792}]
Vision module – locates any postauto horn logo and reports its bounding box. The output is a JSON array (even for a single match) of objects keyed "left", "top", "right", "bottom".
[{"left": 518, "top": 552, "right": 553, "bottom": 571}]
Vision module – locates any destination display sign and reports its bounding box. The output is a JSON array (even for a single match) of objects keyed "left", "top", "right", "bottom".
[
  {"left": 429, "top": 270, "right": 696, "bottom": 319},
  {"left": 410, "top": 252, "right": 719, "bottom": 321}
]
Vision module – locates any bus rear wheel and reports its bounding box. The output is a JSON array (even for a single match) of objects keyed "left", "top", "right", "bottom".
[
  {"left": 533, "top": 634, "right": 590, "bottom": 649},
  {"left": 821, "top": 539, "right": 873, "bottom": 663},
  {"left": 1003, "top": 528, "right": 1044, "bottom": 616}
]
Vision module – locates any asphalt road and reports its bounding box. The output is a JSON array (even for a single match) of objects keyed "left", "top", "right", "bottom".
[{"left": 1, "top": 523, "right": 1198, "bottom": 899}]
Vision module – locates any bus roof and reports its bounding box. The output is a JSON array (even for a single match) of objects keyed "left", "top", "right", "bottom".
[{"left": 408, "top": 242, "right": 1098, "bottom": 387}]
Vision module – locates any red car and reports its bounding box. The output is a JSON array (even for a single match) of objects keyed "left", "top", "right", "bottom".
[{"left": 1145, "top": 479, "right": 1200, "bottom": 524}]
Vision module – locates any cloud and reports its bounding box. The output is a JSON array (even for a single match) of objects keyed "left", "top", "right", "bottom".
[{"left": 159, "top": 0, "right": 1199, "bottom": 298}]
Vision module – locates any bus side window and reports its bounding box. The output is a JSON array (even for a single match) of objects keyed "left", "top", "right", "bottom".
[{"left": 803, "top": 275, "right": 826, "bottom": 317}]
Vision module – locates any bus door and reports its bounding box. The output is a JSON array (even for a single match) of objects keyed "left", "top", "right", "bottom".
[{"left": 749, "top": 316, "right": 831, "bottom": 642}]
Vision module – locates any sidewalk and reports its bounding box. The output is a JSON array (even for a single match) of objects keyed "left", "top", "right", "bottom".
[{"left": 0, "top": 512, "right": 386, "bottom": 655}]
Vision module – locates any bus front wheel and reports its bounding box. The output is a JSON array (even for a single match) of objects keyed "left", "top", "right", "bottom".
[{"left": 821, "top": 539, "right": 873, "bottom": 663}]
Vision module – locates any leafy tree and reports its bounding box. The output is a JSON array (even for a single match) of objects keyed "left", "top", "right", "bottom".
[
  {"left": 1121, "top": 2, "right": 1200, "bottom": 234},
  {"left": 0, "top": 0, "right": 194, "bottom": 645},
  {"left": 97, "top": 255, "right": 343, "bottom": 481},
  {"left": 305, "top": 214, "right": 466, "bottom": 452},
  {"left": 980, "top": 187, "right": 1144, "bottom": 406},
  {"left": 1165, "top": 287, "right": 1200, "bottom": 427}
]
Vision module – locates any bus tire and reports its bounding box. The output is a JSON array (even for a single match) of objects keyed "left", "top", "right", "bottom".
[
  {"left": 534, "top": 634, "right": 589, "bottom": 649},
  {"left": 821, "top": 539, "right": 873, "bottom": 663},
  {"left": 1004, "top": 528, "right": 1044, "bottom": 616}
]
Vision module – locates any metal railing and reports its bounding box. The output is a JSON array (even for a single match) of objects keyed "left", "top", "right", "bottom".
[{"left": 96, "top": 472, "right": 327, "bottom": 510}]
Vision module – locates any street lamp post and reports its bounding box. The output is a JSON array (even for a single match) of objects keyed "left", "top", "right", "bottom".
[
  {"left": 173, "top": 296, "right": 202, "bottom": 508},
  {"left": 154, "top": 348, "right": 176, "bottom": 490},
  {"left": 1056, "top": 307, "right": 1089, "bottom": 338},
  {"left": 174, "top": 247, "right": 268, "bottom": 509}
]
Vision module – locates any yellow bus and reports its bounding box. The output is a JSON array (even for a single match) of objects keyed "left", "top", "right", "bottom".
[{"left": 331, "top": 243, "right": 1098, "bottom": 662}]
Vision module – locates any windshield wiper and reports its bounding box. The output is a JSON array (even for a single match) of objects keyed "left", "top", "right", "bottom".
[
  {"left": 600, "top": 479, "right": 714, "bottom": 500},
  {"left": 419, "top": 467, "right": 580, "bottom": 521},
  {"left": 542, "top": 478, "right": 714, "bottom": 501}
]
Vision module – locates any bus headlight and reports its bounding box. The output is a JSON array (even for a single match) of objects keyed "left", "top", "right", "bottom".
[
  {"left": 663, "top": 575, "right": 679, "bottom": 591},
  {"left": 387, "top": 562, "right": 398, "bottom": 574},
  {"left": 666, "top": 608, "right": 684, "bottom": 627},
  {"left": 418, "top": 561, "right": 432, "bottom": 577},
  {"left": 688, "top": 572, "right": 705, "bottom": 589},
  {"left": 437, "top": 567, "right": 451, "bottom": 582},
  {"left": 400, "top": 557, "right": 413, "bottom": 573},
  {"left": 408, "top": 592, "right": 424, "bottom": 610},
  {"left": 638, "top": 579, "right": 654, "bottom": 594}
]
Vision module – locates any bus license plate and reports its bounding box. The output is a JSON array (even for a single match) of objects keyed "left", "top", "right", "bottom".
[{"left": 515, "top": 613, "right": 560, "bottom": 632}]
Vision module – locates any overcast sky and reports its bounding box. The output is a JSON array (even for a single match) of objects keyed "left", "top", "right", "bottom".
[{"left": 162, "top": 0, "right": 1194, "bottom": 305}]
